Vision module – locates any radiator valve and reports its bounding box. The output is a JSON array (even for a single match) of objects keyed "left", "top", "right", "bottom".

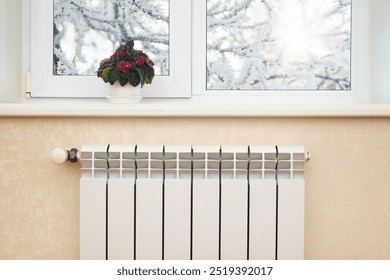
[{"left": 51, "top": 148, "right": 80, "bottom": 165}]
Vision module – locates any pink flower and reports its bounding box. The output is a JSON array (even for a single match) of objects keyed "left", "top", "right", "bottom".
[
  {"left": 120, "top": 45, "right": 129, "bottom": 56},
  {"left": 135, "top": 56, "right": 146, "bottom": 66},
  {"left": 110, "top": 52, "right": 118, "bottom": 60},
  {"left": 118, "top": 60, "right": 132, "bottom": 74}
]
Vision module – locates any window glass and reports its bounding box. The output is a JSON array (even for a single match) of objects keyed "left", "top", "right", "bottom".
[
  {"left": 53, "top": 0, "right": 169, "bottom": 76},
  {"left": 206, "top": 0, "right": 352, "bottom": 91}
]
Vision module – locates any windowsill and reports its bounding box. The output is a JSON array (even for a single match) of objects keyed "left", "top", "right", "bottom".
[{"left": 0, "top": 97, "right": 390, "bottom": 117}]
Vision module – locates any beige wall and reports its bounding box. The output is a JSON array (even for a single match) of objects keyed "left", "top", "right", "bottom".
[
  {"left": 0, "top": 0, "right": 21, "bottom": 102},
  {"left": 1, "top": 0, "right": 390, "bottom": 260},
  {"left": 0, "top": 117, "right": 390, "bottom": 260}
]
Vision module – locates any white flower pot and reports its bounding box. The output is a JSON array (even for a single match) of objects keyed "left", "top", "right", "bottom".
[{"left": 106, "top": 83, "right": 142, "bottom": 103}]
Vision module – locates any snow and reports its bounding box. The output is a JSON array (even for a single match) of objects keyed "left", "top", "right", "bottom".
[
  {"left": 53, "top": 0, "right": 169, "bottom": 76},
  {"left": 207, "top": 0, "right": 352, "bottom": 90}
]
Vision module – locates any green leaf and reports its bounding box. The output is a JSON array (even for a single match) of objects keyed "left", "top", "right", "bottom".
[
  {"left": 128, "top": 71, "right": 141, "bottom": 87},
  {"left": 108, "top": 69, "right": 120, "bottom": 85},
  {"left": 102, "top": 67, "right": 112, "bottom": 83},
  {"left": 122, "top": 53, "right": 131, "bottom": 61},
  {"left": 135, "top": 68, "right": 146, "bottom": 87},
  {"left": 119, "top": 75, "right": 128, "bottom": 86},
  {"left": 126, "top": 40, "right": 135, "bottom": 50},
  {"left": 119, "top": 70, "right": 127, "bottom": 79},
  {"left": 143, "top": 64, "right": 155, "bottom": 84}
]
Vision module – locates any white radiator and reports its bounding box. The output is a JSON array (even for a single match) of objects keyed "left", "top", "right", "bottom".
[{"left": 79, "top": 145, "right": 308, "bottom": 260}]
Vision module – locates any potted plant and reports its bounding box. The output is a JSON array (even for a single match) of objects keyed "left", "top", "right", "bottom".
[{"left": 97, "top": 40, "right": 155, "bottom": 103}]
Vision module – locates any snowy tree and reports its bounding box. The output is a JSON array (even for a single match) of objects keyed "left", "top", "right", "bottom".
[
  {"left": 54, "top": 0, "right": 351, "bottom": 91},
  {"left": 53, "top": 0, "right": 169, "bottom": 76},
  {"left": 207, "top": 0, "right": 352, "bottom": 90}
]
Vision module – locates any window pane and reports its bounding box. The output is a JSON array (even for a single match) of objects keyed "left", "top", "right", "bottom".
[
  {"left": 207, "top": 0, "right": 351, "bottom": 90},
  {"left": 53, "top": 0, "right": 169, "bottom": 76}
]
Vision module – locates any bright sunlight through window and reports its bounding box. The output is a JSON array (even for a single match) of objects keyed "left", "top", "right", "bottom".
[{"left": 207, "top": 0, "right": 352, "bottom": 91}]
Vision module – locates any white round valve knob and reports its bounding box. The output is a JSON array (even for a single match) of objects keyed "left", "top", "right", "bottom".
[{"left": 50, "top": 148, "right": 69, "bottom": 165}]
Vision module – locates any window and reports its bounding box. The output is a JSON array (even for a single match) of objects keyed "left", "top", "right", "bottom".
[
  {"left": 30, "top": 0, "right": 191, "bottom": 98},
  {"left": 53, "top": 0, "right": 170, "bottom": 77},
  {"left": 29, "top": 0, "right": 371, "bottom": 103},
  {"left": 192, "top": 0, "right": 369, "bottom": 104},
  {"left": 206, "top": 0, "right": 351, "bottom": 91}
]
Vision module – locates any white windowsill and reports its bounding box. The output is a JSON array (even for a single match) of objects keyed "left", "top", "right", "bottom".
[{"left": 0, "top": 97, "right": 390, "bottom": 117}]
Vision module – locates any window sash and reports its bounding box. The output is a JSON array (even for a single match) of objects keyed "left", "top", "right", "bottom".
[
  {"left": 30, "top": 0, "right": 191, "bottom": 98},
  {"left": 192, "top": 0, "right": 369, "bottom": 103}
]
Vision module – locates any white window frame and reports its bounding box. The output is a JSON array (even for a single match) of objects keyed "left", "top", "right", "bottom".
[
  {"left": 27, "top": 0, "right": 370, "bottom": 104},
  {"left": 30, "top": 0, "right": 191, "bottom": 98},
  {"left": 192, "top": 0, "right": 370, "bottom": 104}
]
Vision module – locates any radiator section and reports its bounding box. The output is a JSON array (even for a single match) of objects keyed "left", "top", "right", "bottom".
[{"left": 79, "top": 145, "right": 308, "bottom": 260}]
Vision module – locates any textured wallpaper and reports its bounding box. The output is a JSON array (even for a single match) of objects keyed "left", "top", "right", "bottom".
[{"left": 1, "top": 117, "right": 390, "bottom": 259}]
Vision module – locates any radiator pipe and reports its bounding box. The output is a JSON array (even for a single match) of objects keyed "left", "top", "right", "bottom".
[
  {"left": 50, "top": 147, "right": 310, "bottom": 165},
  {"left": 50, "top": 148, "right": 80, "bottom": 165}
]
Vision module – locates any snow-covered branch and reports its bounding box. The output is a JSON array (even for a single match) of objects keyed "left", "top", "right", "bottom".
[
  {"left": 207, "top": 0, "right": 352, "bottom": 91},
  {"left": 54, "top": 0, "right": 169, "bottom": 75}
]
